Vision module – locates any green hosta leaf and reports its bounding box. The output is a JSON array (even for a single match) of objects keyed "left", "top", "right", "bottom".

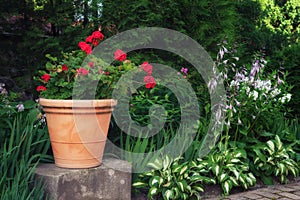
[
  {"left": 253, "top": 149, "right": 266, "bottom": 163},
  {"left": 182, "top": 193, "right": 189, "bottom": 200},
  {"left": 173, "top": 165, "right": 183, "bottom": 173}
]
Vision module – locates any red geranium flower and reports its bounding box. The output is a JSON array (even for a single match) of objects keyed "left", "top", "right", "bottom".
[
  {"left": 36, "top": 85, "right": 46, "bottom": 92},
  {"left": 78, "top": 41, "right": 92, "bottom": 54},
  {"left": 144, "top": 75, "right": 156, "bottom": 89},
  {"left": 92, "top": 40, "right": 99, "bottom": 47},
  {"left": 62, "top": 64, "right": 68, "bottom": 71},
  {"left": 92, "top": 31, "right": 104, "bottom": 40},
  {"left": 41, "top": 74, "right": 50, "bottom": 82},
  {"left": 86, "top": 35, "right": 93, "bottom": 43},
  {"left": 77, "top": 68, "right": 89, "bottom": 76},
  {"left": 114, "top": 49, "right": 127, "bottom": 61},
  {"left": 88, "top": 61, "right": 94, "bottom": 68},
  {"left": 141, "top": 61, "right": 153, "bottom": 75}
]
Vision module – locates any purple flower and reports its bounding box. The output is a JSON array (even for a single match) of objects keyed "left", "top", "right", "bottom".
[{"left": 249, "top": 60, "right": 260, "bottom": 78}]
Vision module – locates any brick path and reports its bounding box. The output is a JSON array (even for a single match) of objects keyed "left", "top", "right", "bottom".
[{"left": 204, "top": 180, "right": 300, "bottom": 200}]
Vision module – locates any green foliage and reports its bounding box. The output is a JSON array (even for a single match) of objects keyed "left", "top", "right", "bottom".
[
  {"left": 204, "top": 146, "right": 256, "bottom": 195},
  {"left": 268, "top": 43, "right": 300, "bottom": 117},
  {"left": 0, "top": 83, "right": 38, "bottom": 141},
  {"left": 101, "top": 0, "right": 239, "bottom": 53},
  {"left": 251, "top": 135, "right": 299, "bottom": 184},
  {"left": 133, "top": 155, "right": 215, "bottom": 200},
  {"left": 0, "top": 109, "right": 52, "bottom": 199}
]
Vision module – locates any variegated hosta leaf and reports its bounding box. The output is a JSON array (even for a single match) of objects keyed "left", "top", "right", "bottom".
[
  {"left": 177, "top": 181, "right": 187, "bottom": 192},
  {"left": 147, "top": 159, "right": 163, "bottom": 170},
  {"left": 275, "top": 135, "right": 283, "bottom": 150},
  {"left": 229, "top": 177, "right": 239, "bottom": 186},
  {"left": 164, "top": 189, "right": 173, "bottom": 200},
  {"left": 179, "top": 165, "right": 188, "bottom": 175},
  {"left": 149, "top": 187, "right": 158, "bottom": 196},
  {"left": 230, "top": 158, "right": 241, "bottom": 163},
  {"left": 219, "top": 173, "right": 228, "bottom": 182},
  {"left": 245, "top": 176, "right": 254, "bottom": 186},
  {"left": 214, "top": 165, "right": 220, "bottom": 176},
  {"left": 266, "top": 140, "right": 275, "bottom": 152},
  {"left": 193, "top": 185, "right": 204, "bottom": 192},
  {"left": 233, "top": 169, "right": 240, "bottom": 179},
  {"left": 248, "top": 173, "right": 256, "bottom": 181},
  {"left": 163, "top": 182, "right": 171, "bottom": 187},
  {"left": 132, "top": 182, "right": 147, "bottom": 188},
  {"left": 222, "top": 180, "right": 232, "bottom": 195},
  {"left": 149, "top": 176, "right": 163, "bottom": 187},
  {"left": 163, "top": 155, "right": 172, "bottom": 170}
]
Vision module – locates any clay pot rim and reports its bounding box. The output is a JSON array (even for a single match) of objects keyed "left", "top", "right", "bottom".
[{"left": 39, "top": 98, "right": 117, "bottom": 108}]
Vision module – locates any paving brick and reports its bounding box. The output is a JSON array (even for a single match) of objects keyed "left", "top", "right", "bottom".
[
  {"left": 254, "top": 191, "right": 280, "bottom": 199},
  {"left": 279, "top": 192, "right": 300, "bottom": 199},
  {"left": 276, "top": 185, "right": 298, "bottom": 192},
  {"left": 241, "top": 192, "right": 263, "bottom": 199},
  {"left": 293, "top": 191, "right": 300, "bottom": 196}
]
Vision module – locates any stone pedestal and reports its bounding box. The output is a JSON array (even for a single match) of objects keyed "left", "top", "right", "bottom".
[{"left": 34, "top": 158, "right": 132, "bottom": 200}]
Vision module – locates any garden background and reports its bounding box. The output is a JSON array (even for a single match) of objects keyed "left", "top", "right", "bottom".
[{"left": 0, "top": 0, "right": 299, "bottom": 199}]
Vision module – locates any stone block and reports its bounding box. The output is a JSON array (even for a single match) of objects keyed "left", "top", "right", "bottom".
[{"left": 34, "top": 158, "right": 132, "bottom": 200}]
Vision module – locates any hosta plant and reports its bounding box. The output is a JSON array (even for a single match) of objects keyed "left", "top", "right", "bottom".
[
  {"left": 204, "top": 145, "right": 256, "bottom": 195},
  {"left": 252, "top": 135, "right": 299, "bottom": 184},
  {"left": 133, "top": 155, "right": 215, "bottom": 200}
]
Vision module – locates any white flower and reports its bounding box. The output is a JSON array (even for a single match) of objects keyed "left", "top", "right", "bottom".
[
  {"left": 270, "top": 88, "right": 281, "bottom": 98},
  {"left": 249, "top": 90, "right": 259, "bottom": 100},
  {"left": 279, "top": 93, "right": 292, "bottom": 104},
  {"left": 16, "top": 103, "right": 24, "bottom": 112}
]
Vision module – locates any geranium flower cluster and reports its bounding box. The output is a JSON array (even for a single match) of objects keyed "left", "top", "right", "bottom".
[
  {"left": 36, "top": 30, "right": 156, "bottom": 99},
  {"left": 141, "top": 61, "right": 156, "bottom": 89}
]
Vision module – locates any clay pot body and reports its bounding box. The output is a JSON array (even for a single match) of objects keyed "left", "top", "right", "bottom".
[{"left": 39, "top": 98, "right": 117, "bottom": 168}]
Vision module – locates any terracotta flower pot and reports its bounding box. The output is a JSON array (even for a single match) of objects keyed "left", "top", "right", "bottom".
[{"left": 39, "top": 98, "right": 117, "bottom": 169}]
